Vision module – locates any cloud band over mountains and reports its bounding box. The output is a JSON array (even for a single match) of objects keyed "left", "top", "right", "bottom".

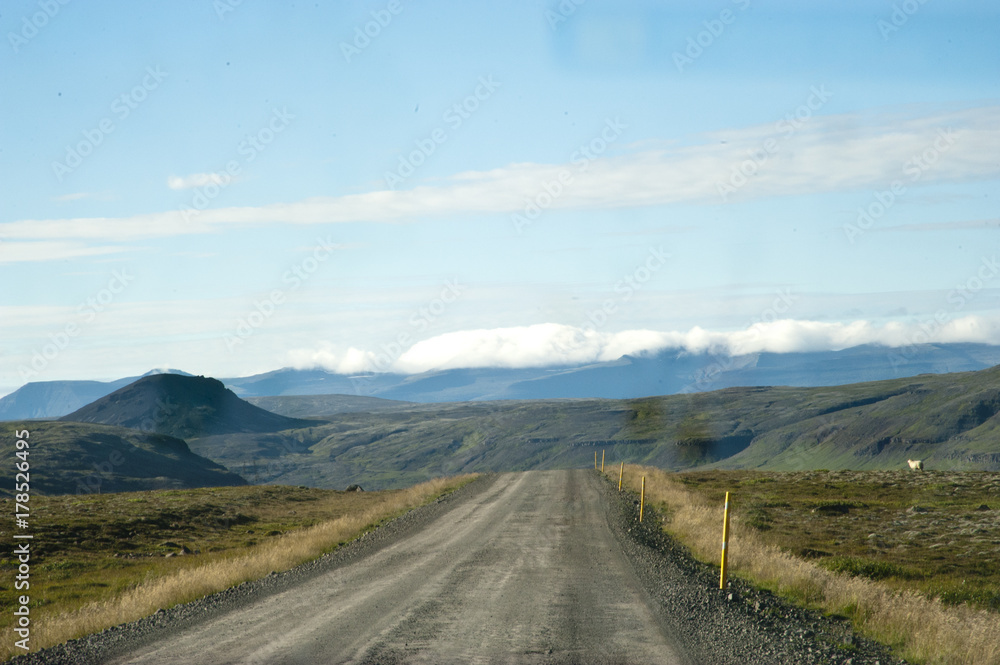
[{"left": 287, "top": 315, "right": 1000, "bottom": 375}]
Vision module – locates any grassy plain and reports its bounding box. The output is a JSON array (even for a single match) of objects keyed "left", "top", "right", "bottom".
[
  {"left": 0, "top": 476, "right": 476, "bottom": 660},
  {"left": 612, "top": 465, "right": 1000, "bottom": 665},
  {"left": 675, "top": 469, "right": 1000, "bottom": 611}
]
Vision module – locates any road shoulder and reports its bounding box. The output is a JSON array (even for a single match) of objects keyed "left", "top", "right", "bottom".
[{"left": 597, "top": 470, "right": 907, "bottom": 665}]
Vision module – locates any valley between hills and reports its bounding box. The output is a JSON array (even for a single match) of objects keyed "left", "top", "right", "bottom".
[
  {"left": 200, "top": 364, "right": 1000, "bottom": 490},
  {"left": 5, "top": 363, "right": 1000, "bottom": 494}
]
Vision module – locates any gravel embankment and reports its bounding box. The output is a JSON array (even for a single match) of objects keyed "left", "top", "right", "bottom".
[{"left": 599, "top": 472, "right": 907, "bottom": 665}]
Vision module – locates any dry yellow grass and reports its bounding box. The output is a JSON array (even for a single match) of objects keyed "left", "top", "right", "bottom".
[
  {"left": 14, "top": 475, "right": 474, "bottom": 660},
  {"left": 614, "top": 465, "right": 1000, "bottom": 665}
]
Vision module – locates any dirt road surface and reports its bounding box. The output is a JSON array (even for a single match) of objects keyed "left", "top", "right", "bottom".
[
  {"left": 22, "top": 470, "right": 903, "bottom": 665},
  {"left": 107, "top": 470, "right": 689, "bottom": 664}
]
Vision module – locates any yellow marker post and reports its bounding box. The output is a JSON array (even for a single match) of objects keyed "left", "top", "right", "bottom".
[
  {"left": 601, "top": 450, "right": 605, "bottom": 473},
  {"left": 618, "top": 462, "right": 624, "bottom": 491},
  {"left": 594, "top": 451, "right": 597, "bottom": 469},
  {"left": 720, "top": 491, "right": 731, "bottom": 590},
  {"left": 639, "top": 476, "right": 645, "bottom": 522}
]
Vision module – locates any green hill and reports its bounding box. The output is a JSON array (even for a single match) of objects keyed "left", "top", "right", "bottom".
[
  {"left": 243, "top": 393, "right": 416, "bottom": 418},
  {"left": 1, "top": 421, "right": 246, "bottom": 495}
]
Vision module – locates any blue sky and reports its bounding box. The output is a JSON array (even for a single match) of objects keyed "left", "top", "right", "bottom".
[{"left": 2, "top": 0, "right": 999, "bottom": 395}]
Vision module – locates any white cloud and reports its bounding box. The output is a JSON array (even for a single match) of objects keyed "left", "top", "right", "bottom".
[
  {"left": 883, "top": 217, "right": 1000, "bottom": 233},
  {"left": 167, "top": 172, "right": 233, "bottom": 190},
  {"left": 54, "top": 192, "right": 114, "bottom": 202},
  {"left": 286, "top": 343, "right": 377, "bottom": 374},
  {"left": 6, "top": 105, "right": 1000, "bottom": 248},
  {"left": 395, "top": 324, "right": 617, "bottom": 371},
  {"left": 291, "top": 316, "right": 1000, "bottom": 374},
  {"left": 0, "top": 241, "right": 133, "bottom": 263},
  {"left": 7, "top": 307, "right": 1000, "bottom": 388},
  {"left": 0, "top": 212, "right": 217, "bottom": 244}
]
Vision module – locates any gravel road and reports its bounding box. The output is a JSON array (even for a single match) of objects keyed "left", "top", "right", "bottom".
[{"left": 18, "top": 470, "right": 905, "bottom": 664}]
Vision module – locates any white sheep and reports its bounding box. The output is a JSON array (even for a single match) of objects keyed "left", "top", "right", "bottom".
[{"left": 907, "top": 459, "right": 924, "bottom": 471}]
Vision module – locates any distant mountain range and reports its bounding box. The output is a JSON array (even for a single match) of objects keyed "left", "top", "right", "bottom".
[
  {"left": 0, "top": 369, "right": 194, "bottom": 421},
  {"left": 4, "top": 343, "right": 1000, "bottom": 421},
  {"left": 187, "top": 363, "right": 1000, "bottom": 490},
  {"left": 14, "top": 359, "right": 1000, "bottom": 493}
]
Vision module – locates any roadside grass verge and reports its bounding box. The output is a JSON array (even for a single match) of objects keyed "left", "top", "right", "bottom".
[
  {"left": 1, "top": 475, "right": 476, "bottom": 661},
  {"left": 610, "top": 465, "right": 1000, "bottom": 665}
]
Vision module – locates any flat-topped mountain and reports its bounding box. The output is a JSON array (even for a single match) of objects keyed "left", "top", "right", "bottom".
[
  {"left": 60, "top": 374, "right": 313, "bottom": 439},
  {"left": 0, "top": 369, "right": 191, "bottom": 421}
]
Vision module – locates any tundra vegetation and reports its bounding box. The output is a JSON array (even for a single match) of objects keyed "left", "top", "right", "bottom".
[
  {"left": 0, "top": 476, "right": 475, "bottom": 661},
  {"left": 612, "top": 465, "right": 1000, "bottom": 665}
]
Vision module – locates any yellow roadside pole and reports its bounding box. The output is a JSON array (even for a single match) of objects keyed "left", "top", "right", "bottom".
[
  {"left": 639, "top": 476, "right": 645, "bottom": 522},
  {"left": 594, "top": 451, "right": 597, "bottom": 469},
  {"left": 720, "top": 491, "right": 731, "bottom": 590},
  {"left": 618, "top": 462, "right": 624, "bottom": 491},
  {"left": 601, "top": 450, "right": 605, "bottom": 473}
]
